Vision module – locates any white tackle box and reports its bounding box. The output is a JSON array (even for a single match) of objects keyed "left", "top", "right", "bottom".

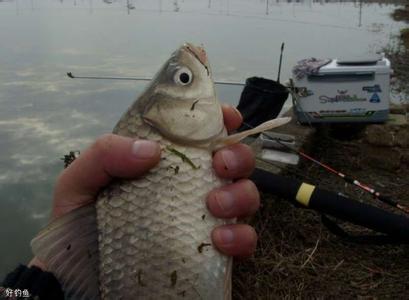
[{"left": 293, "top": 56, "right": 391, "bottom": 123}]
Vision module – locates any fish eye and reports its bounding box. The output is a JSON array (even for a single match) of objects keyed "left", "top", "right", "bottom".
[{"left": 174, "top": 67, "right": 193, "bottom": 86}]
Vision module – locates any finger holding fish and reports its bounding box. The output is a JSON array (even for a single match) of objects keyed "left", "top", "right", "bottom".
[
  {"left": 213, "top": 143, "right": 255, "bottom": 179},
  {"left": 221, "top": 104, "right": 243, "bottom": 132},
  {"left": 207, "top": 179, "right": 260, "bottom": 219},
  {"left": 52, "top": 134, "right": 161, "bottom": 218},
  {"left": 212, "top": 224, "right": 258, "bottom": 258}
]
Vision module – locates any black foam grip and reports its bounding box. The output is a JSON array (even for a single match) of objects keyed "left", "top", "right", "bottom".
[
  {"left": 250, "top": 168, "right": 301, "bottom": 201},
  {"left": 309, "top": 189, "right": 409, "bottom": 241},
  {"left": 250, "top": 168, "right": 409, "bottom": 242}
]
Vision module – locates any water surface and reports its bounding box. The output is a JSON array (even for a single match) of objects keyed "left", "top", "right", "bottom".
[{"left": 0, "top": 0, "right": 404, "bottom": 278}]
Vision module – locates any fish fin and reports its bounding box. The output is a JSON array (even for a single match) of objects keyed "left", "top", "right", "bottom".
[
  {"left": 31, "top": 204, "right": 100, "bottom": 300},
  {"left": 212, "top": 117, "right": 291, "bottom": 150},
  {"left": 223, "top": 257, "right": 233, "bottom": 300}
]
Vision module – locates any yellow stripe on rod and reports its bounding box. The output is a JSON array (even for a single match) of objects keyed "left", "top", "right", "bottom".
[{"left": 295, "top": 183, "right": 316, "bottom": 207}]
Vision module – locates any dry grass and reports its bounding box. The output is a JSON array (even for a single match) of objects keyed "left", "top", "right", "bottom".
[{"left": 233, "top": 129, "right": 409, "bottom": 299}]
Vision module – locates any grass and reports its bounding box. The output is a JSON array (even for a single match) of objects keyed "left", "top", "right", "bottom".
[{"left": 233, "top": 128, "right": 409, "bottom": 298}]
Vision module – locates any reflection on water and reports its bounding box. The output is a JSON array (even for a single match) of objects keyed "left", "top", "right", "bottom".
[{"left": 0, "top": 0, "right": 404, "bottom": 278}]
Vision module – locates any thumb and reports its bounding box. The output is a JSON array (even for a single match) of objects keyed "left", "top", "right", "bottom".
[{"left": 52, "top": 134, "right": 161, "bottom": 218}]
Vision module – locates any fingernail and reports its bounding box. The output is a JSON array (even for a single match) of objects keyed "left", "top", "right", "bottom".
[
  {"left": 215, "top": 228, "right": 234, "bottom": 244},
  {"left": 221, "top": 149, "right": 238, "bottom": 171},
  {"left": 132, "top": 140, "right": 159, "bottom": 159},
  {"left": 215, "top": 191, "right": 235, "bottom": 212}
]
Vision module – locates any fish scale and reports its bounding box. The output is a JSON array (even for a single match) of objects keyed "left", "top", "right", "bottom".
[{"left": 96, "top": 116, "right": 229, "bottom": 299}]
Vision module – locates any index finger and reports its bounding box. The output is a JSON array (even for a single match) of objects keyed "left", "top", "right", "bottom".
[{"left": 222, "top": 104, "right": 243, "bottom": 133}]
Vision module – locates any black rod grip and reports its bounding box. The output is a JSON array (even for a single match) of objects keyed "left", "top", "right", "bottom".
[
  {"left": 310, "top": 189, "right": 409, "bottom": 241},
  {"left": 250, "top": 168, "right": 409, "bottom": 242},
  {"left": 251, "top": 168, "right": 302, "bottom": 200}
]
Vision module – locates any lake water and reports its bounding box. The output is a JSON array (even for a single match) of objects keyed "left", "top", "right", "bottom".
[{"left": 0, "top": 0, "right": 405, "bottom": 279}]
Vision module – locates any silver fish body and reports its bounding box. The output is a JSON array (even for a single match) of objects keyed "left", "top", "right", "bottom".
[
  {"left": 32, "top": 43, "right": 232, "bottom": 300},
  {"left": 97, "top": 115, "right": 230, "bottom": 299},
  {"left": 95, "top": 43, "right": 230, "bottom": 299}
]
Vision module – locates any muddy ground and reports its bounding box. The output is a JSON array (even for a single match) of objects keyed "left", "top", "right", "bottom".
[{"left": 233, "top": 5, "right": 409, "bottom": 299}]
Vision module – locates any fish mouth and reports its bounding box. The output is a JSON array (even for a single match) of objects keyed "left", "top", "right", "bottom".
[{"left": 183, "top": 43, "right": 210, "bottom": 74}]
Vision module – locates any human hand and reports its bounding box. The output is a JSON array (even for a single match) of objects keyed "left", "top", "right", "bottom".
[{"left": 30, "top": 104, "right": 259, "bottom": 269}]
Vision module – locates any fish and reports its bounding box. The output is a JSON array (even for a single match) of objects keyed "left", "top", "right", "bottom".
[{"left": 31, "top": 43, "right": 291, "bottom": 300}]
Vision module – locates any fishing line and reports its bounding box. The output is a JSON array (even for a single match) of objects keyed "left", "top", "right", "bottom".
[
  {"left": 243, "top": 122, "right": 409, "bottom": 215},
  {"left": 277, "top": 43, "right": 285, "bottom": 83},
  {"left": 66, "top": 72, "right": 245, "bottom": 86}
]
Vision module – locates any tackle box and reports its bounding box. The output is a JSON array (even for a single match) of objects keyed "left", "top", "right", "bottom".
[{"left": 293, "top": 56, "right": 391, "bottom": 123}]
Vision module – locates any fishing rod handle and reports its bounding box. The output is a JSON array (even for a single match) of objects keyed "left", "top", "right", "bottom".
[{"left": 251, "top": 168, "right": 409, "bottom": 242}]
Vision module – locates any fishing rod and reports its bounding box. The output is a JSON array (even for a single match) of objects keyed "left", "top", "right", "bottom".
[
  {"left": 67, "top": 72, "right": 151, "bottom": 81},
  {"left": 243, "top": 122, "right": 409, "bottom": 215},
  {"left": 277, "top": 42, "right": 284, "bottom": 83},
  {"left": 66, "top": 72, "right": 245, "bottom": 86},
  {"left": 251, "top": 168, "right": 409, "bottom": 244}
]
